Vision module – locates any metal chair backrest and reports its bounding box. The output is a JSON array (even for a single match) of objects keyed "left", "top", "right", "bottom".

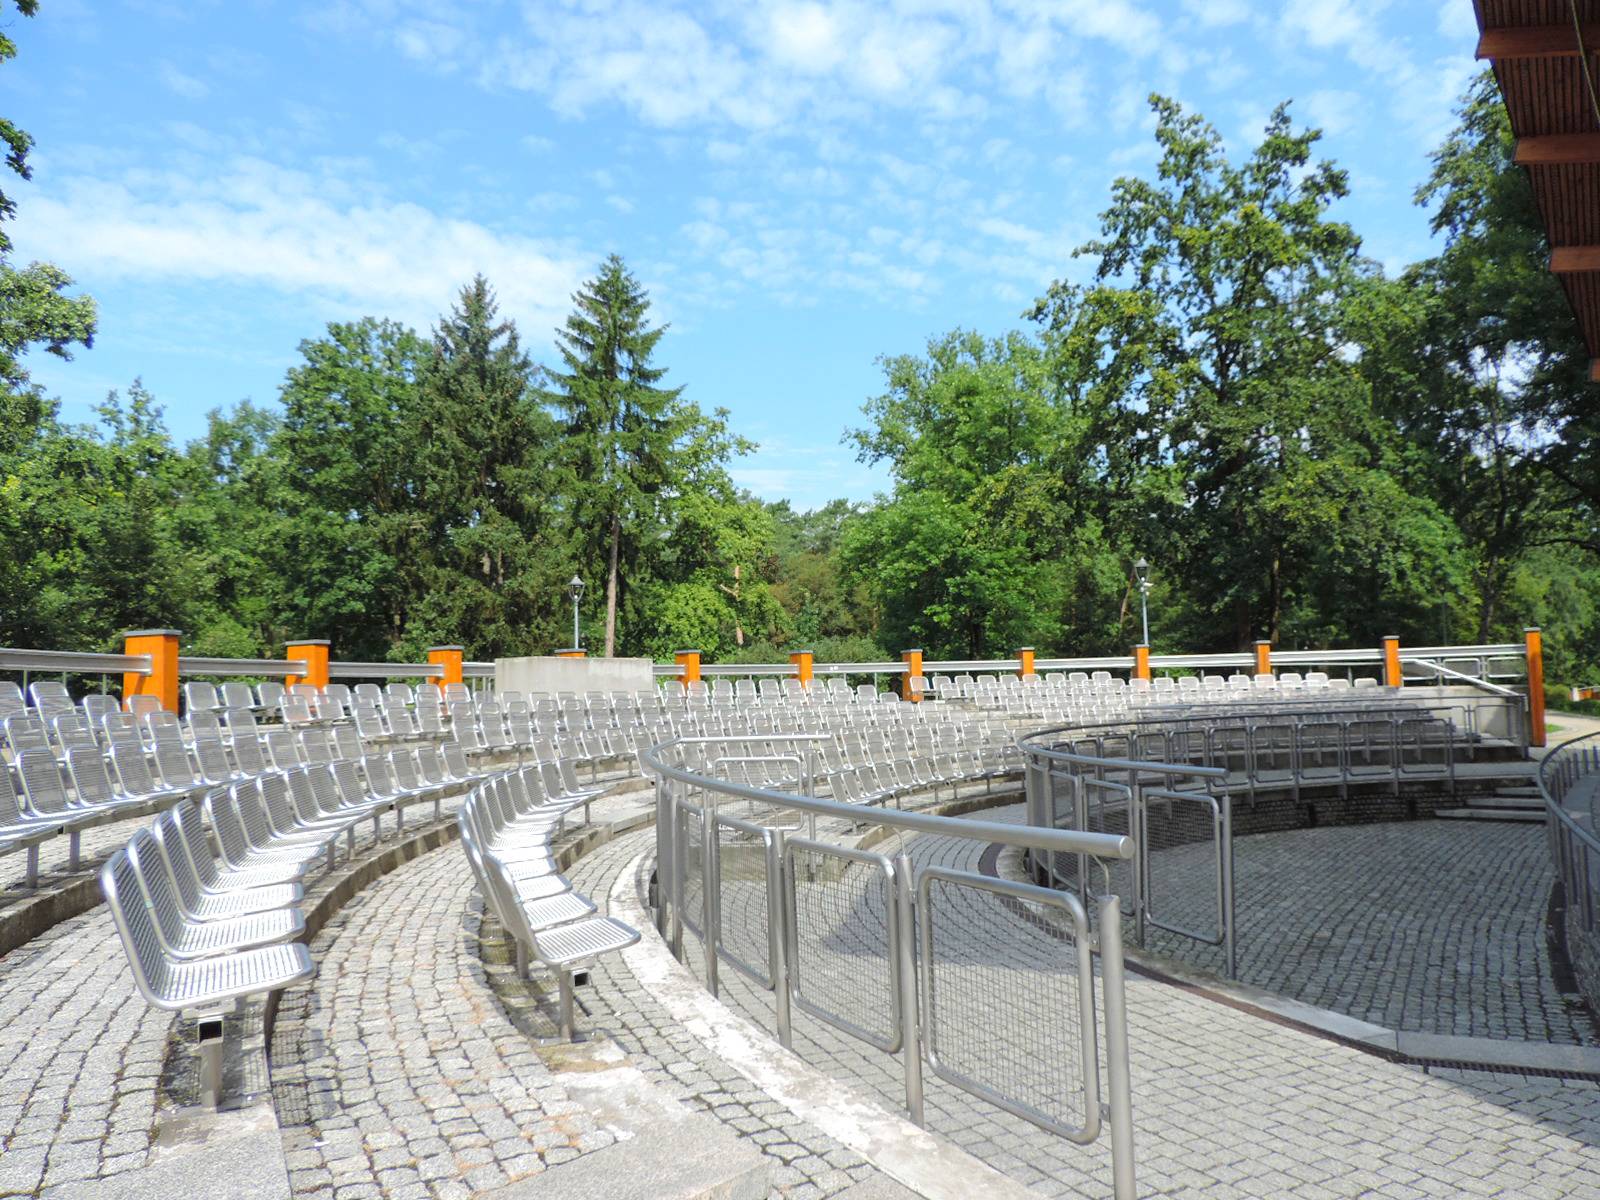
[
  {"left": 221, "top": 681, "right": 255, "bottom": 710},
  {"left": 4, "top": 713, "right": 51, "bottom": 756},
  {"left": 64, "top": 745, "right": 120, "bottom": 808},
  {"left": 154, "top": 741, "right": 199, "bottom": 789},
  {"left": 166, "top": 799, "right": 224, "bottom": 891},
  {"left": 101, "top": 850, "right": 171, "bottom": 1004},
  {"left": 332, "top": 725, "right": 363, "bottom": 761},
  {"left": 265, "top": 728, "right": 303, "bottom": 771},
  {"left": 17, "top": 748, "right": 74, "bottom": 816},
  {"left": 29, "top": 679, "right": 75, "bottom": 716},
  {"left": 111, "top": 741, "right": 164, "bottom": 799},
  {"left": 183, "top": 681, "right": 221, "bottom": 715},
  {"left": 127, "top": 694, "right": 161, "bottom": 720}
]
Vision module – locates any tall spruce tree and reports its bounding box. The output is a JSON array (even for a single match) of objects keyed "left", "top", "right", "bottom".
[
  {"left": 548, "top": 255, "right": 689, "bottom": 656},
  {"left": 415, "top": 276, "right": 563, "bottom": 657}
]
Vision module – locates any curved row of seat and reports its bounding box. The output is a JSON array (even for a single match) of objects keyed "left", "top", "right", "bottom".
[{"left": 457, "top": 766, "right": 639, "bottom": 1039}]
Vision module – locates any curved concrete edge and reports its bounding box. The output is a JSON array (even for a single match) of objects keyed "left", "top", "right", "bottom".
[{"left": 606, "top": 850, "right": 1037, "bottom": 1200}]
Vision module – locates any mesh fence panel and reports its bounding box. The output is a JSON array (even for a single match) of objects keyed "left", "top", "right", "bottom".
[
  {"left": 714, "top": 816, "right": 772, "bottom": 987},
  {"left": 680, "top": 804, "right": 705, "bottom": 938},
  {"left": 922, "top": 875, "right": 1095, "bottom": 1139},
  {"left": 1140, "top": 790, "right": 1221, "bottom": 946},
  {"left": 786, "top": 843, "right": 899, "bottom": 1051}
]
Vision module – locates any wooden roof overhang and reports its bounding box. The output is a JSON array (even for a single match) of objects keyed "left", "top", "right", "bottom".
[{"left": 1475, "top": 0, "right": 1600, "bottom": 381}]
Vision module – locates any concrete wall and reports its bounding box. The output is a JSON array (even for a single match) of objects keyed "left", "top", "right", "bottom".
[{"left": 495, "top": 655, "right": 654, "bottom": 696}]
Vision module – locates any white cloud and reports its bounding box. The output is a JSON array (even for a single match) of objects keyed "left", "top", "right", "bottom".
[
  {"left": 1181, "top": 0, "right": 1250, "bottom": 27},
  {"left": 1302, "top": 88, "right": 1364, "bottom": 137},
  {"left": 158, "top": 60, "right": 208, "bottom": 99},
  {"left": 14, "top": 157, "right": 591, "bottom": 340}
]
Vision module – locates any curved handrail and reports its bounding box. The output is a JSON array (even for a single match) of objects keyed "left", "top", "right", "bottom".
[
  {"left": 1538, "top": 730, "right": 1600, "bottom": 854},
  {"left": 641, "top": 736, "right": 1136, "bottom": 861},
  {"left": 1017, "top": 723, "right": 1230, "bottom": 781}
]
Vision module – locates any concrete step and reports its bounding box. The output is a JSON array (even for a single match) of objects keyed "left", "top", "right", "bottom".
[
  {"left": 1434, "top": 807, "right": 1544, "bottom": 824},
  {"left": 1496, "top": 786, "right": 1543, "bottom": 798},
  {"left": 1462, "top": 794, "right": 1545, "bottom": 811}
]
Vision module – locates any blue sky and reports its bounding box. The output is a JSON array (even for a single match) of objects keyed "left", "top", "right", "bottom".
[{"left": 11, "top": 0, "right": 1481, "bottom": 509}]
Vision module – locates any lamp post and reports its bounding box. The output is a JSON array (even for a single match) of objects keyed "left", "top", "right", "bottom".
[
  {"left": 568, "top": 575, "right": 585, "bottom": 651},
  {"left": 1134, "top": 557, "right": 1151, "bottom": 647}
]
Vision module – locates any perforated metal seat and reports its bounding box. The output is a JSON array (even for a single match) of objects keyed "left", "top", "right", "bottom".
[
  {"left": 101, "top": 849, "right": 313, "bottom": 1012},
  {"left": 126, "top": 830, "right": 303, "bottom": 959}
]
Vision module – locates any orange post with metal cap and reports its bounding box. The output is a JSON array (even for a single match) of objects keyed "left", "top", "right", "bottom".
[
  {"left": 122, "top": 629, "right": 180, "bottom": 713},
  {"left": 286, "top": 639, "right": 330, "bottom": 690},
  {"left": 555, "top": 648, "right": 587, "bottom": 659},
  {"left": 901, "top": 649, "right": 923, "bottom": 702},
  {"left": 427, "top": 645, "right": 464, "bottom": 686},
  {"left": 1016, "top": 647, "right": 1035, "bottom": 678},
  {"left": 1382, "top": 635, "right": 1401, "bottom": 689},
  {"left": 1254, "top": 640, "right": 1272, "bottom": 677},
  {"left": 675, "top": 649, "right": 701, "bottom": 685},
  {"left": 1133, "top": 644, "right": 1150, "bottom": 682},
  {"left": 789, "top": 649, "right": 814, "bottom": 688},
  {"left": 1526, "top": 627, "right": 1546, "bottom": 749}
]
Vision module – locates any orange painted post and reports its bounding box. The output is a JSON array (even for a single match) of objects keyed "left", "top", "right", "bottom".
[
  {"left": 1382, "top": 635, "right": 1401, "bottom": 689},
  {"left": 901, "top": 649, "right": 923, "bottom": 702},
  {"left": 122, "top": 629, "right": 180, "bottom": 713},
  {"left": 675, "top": 649, "right": 701, "bottom": 685},
  {"left": 1016, "top": 647, "right": 1036, "bottom": 678},
  {"left": 1133, "top": 644, "right": 1150, "bottom": 682},
  {"left": 427, "top": 645, "right": 464, "bottom": 686},
  {"left": 1526, "top": 627, "right": 1546, "bottom": 749},
  {"left": 789, "top": 649, "right": 814, "bottom": 688},
  {"left": 555, "top": 648, "right": 587, "bottom": 659},
  {"left": 1254, "top": 640, "right": 1272, "bottom": 677},
  {"left": 286, "top": 639, "right": 330, "bottom": 689}
]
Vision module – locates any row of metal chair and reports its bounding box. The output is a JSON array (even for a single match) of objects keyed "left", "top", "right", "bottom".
[{"left": 457, "top": 767, "right": 637, "bottom": 1039}]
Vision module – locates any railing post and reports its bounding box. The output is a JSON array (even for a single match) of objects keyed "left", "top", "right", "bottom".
[
  {"left": 767, "top": 829, "right": 793, "bottom": 1049},
  {"left": 1382, "top": 634, "right": 1402, "bottom": 689},
  {"left": 675, "top": 649, "right": 702, "bottom": 687},
  {"left": 893, "top": 852, "right": 924, "bottom": 1126},
  {"left": 427, "top": 644, "right": 464, "bottom": 687},
  {"left": 1526, "top": 627, "right": 1546, "bottom": 749},
  {"left": 121, "top": 629, "right": 180, "bottom": 713},
  {"left": 789, "top": 649, "right": 814, "bottom": 689},
  {"left": 1133, "top": 644, "right": 1150, "bottom": 682},
  {"left": 900, "top": 648, "right": 923, "bottom": 703},
  {"left": 1016, "top": 646, "right": 1036, "bottom": 678},
  {"left": 1254, "top": 639, "right": 1271, "bottom": 677},
  {"left": 555, "top": 647, "right": 586, "bottom": 659},
  {"left": 1097, "top": 893, "right": 1137, "bottom": 1200},
  {"left": 285, "top": 638, "right": 330, "bottom": 689},
  {"left": 703, "top": 810, "right": 719, "bottom": 997}
]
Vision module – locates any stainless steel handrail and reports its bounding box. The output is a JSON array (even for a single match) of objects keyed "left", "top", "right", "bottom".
[
  {"left": 0, "top": 647, "right": 149, "bottom": 674},
  {"left": 1402, "top": 657, "right": 1523, "bottom": 699},
  {"left": 178, "top": 656, "right": 308, "bottom": 675},
  {"left": 643, "top": 733, "right": 1139, "bottom": 1198},
  {"left": 645, "top": 737, "right": 1135, "bottom": 861},
  {"left": 1538, "top": 733, "right": 1600, "bottom": 1018}
]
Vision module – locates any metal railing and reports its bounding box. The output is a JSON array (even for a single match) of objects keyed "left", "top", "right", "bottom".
[
  {"left": 642, "top": 735, "right": 1141, "bottom": 1199},
  {"left": 1541, "top": 732, "right": 1600, "bottom": 1013},
  {"left": 1019, "top": 705, "right": 1476, "bottom": 979}
]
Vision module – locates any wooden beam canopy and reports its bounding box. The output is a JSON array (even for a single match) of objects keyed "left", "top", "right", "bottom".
[
  {"left": 1477, "top": 24, "right": 1600, "bottom": 59},
  {"left": 1551, "top": 246, "right": 1600, "bottom": 273},
  {"left": 1513, "top": 133, "right": 1600, "bottom": 165}
]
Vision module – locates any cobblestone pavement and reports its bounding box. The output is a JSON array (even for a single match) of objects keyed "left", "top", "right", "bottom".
[
  {"left": 560, "top": 837, "right": 885, "bottom": 1200},
  {"left": 0, "top": 811, "right": 152, "bottom": 919},
  {"left": 632, "top": 808, "right": 1600, "bottom": 1199},
  {"left": 0, "top": 906, "right": 168, "bottom": 1197},
  {"left": 1125, "top": 819, "right": 1598, "bottom": 1044},
  {"left": 271, "top": 843, "right": 618, "bottom": 1199}
]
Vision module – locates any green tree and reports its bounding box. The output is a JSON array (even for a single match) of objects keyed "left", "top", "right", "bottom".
[
  {"left": 548, "top": 254, "right": 752, "bottom": 656},
  {"left": 0, "top": 2, "right": 95, "bottom": 401},
  {"left": 410, "top": 276, "right": 566, "bottom": 658},
  {"left": 1032, "top": 95, "right": 1467, "bottom": 649}
]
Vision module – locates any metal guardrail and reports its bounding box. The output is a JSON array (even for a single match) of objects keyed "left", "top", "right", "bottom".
[
  {"left": 1018, "top": 704, "right": 1472, "bottom": 979},
  {"left": 1541, "top": 732, "right": 1600, "bottom": 1013},
  {"left": 179, "top": 656, "right": 309, "bottom": 676},
  {"left": 0, "top": 648, "right": 149, "bottom": 674},
  {"left": 326, "top": 660, "right": 443, "bottom": 680},
  {"left": 642, "top": 734, "right": 1139, "bottom": 1200}
]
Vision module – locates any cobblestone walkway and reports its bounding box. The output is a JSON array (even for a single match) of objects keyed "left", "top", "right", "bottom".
[
  {"left": 1131, "top": 819, "right": 1597, "bottom": 1044},
  {"left": 560, "top": 842, "right": 884, "bottom": 1199},
  {"left": 609, "top": 811, "right": 1600, "bottom": 1199},
  {"left": 0, "top": 907, "right": 167, "bottom": 1197},
  {"left": 271, "top": 844, "right": 617, "bottom": 1199}
]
